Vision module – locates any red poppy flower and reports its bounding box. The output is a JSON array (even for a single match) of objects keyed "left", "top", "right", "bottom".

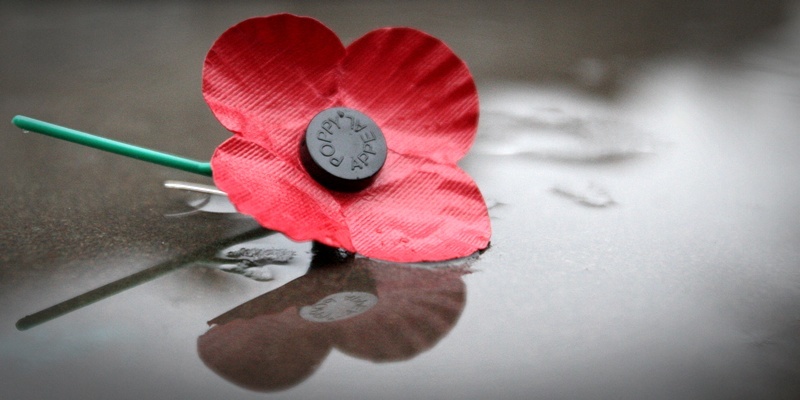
[{"left": 204, "top": 14, "right": 490, "bottom": 262}]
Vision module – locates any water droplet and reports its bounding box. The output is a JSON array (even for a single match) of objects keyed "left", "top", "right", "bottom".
[
  {"left": 218, "top": 263, "right": 245, "bottom": 273},
  {"left": 551, "top": 181, "right": 615, "bottom": 208},
  {"left": 241, "top": 267, "right": 274, "bottom": 282},
  {"left": 486, "top": 198, "right": 506, "bottom": 210},
  {"left": 224, "top": 247, "right": 295, "bottom": 265}
]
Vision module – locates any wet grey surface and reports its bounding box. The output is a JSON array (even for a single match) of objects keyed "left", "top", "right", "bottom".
[{"left": 1, "top": 1, "right": 800, "bottom": 399}]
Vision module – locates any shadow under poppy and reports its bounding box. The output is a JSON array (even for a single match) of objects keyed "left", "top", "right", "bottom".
[
  {"left": 15, "top": 225, "right": 272, "bottom": 331},
  {"left": 197, "top": 245, "right": 472, "bottom": 392}
]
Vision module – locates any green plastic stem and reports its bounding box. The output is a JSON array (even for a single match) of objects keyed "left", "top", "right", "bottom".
[{"left": 11, "top": 115, "right": 213, "bottom": 177}]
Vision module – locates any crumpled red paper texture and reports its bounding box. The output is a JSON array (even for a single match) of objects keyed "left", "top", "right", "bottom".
[{"left": 204, "top": 14, "right": 490, "bottom": 262}]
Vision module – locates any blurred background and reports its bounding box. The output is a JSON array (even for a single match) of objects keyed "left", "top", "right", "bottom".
[{"left": 1, "top": 1, "right": 798, "bottom": 399}]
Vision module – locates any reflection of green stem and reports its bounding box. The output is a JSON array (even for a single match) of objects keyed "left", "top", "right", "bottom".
[
  {"left": 16, "top": 226, "right": 270, "bottom": 331},
  {"left": 11, "top": 115, "right": 213, "bottom": 177}
]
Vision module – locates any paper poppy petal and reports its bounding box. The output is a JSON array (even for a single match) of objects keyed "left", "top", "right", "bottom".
[
  {"left": 205, "top": 15, "right": 491, "bottom": 262},
  {"left": 211, "top": 137, "right": 353, "bottom": 250},
  {"left": 340, "top": 28, "right": 479, "bottom": 164},
  {"left": 203, "top": 14, "right": 343, "bottom": 158},
  {"left": 338, "top": 153, "right": 490, "bottom": 262}
]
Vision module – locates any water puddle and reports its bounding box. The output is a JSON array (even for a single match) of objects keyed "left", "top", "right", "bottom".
[
  {"left": 213, "top": 234, "right": 312, "bottom": 283},
  {"left": 475, "top": 86, "right": 656, "bottom": 163},
  {"left": 217, "top": 247, "right": 297, "bottom": 282}
]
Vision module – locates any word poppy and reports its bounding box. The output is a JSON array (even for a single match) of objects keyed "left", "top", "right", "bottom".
[{"left": 204, "top": 14, "right": 489, "bottom": 262}]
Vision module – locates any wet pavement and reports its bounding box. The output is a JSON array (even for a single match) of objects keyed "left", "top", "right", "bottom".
[{"left": 1, "top": 1, "right": 799, "bottom": 399}]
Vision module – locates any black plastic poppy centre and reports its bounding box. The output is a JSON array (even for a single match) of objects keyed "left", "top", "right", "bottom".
[{"left": 300, "top": 107, "right": 388, "bottom": 192}]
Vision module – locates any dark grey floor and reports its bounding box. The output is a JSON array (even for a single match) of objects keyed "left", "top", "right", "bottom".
[{"left": 1, "top": 1, "right": 799, "bottom": 399}]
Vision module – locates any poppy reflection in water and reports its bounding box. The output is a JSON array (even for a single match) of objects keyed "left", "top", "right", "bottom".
[{"left": 197, "top": 246, "right": 471, "bottom": 392}]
